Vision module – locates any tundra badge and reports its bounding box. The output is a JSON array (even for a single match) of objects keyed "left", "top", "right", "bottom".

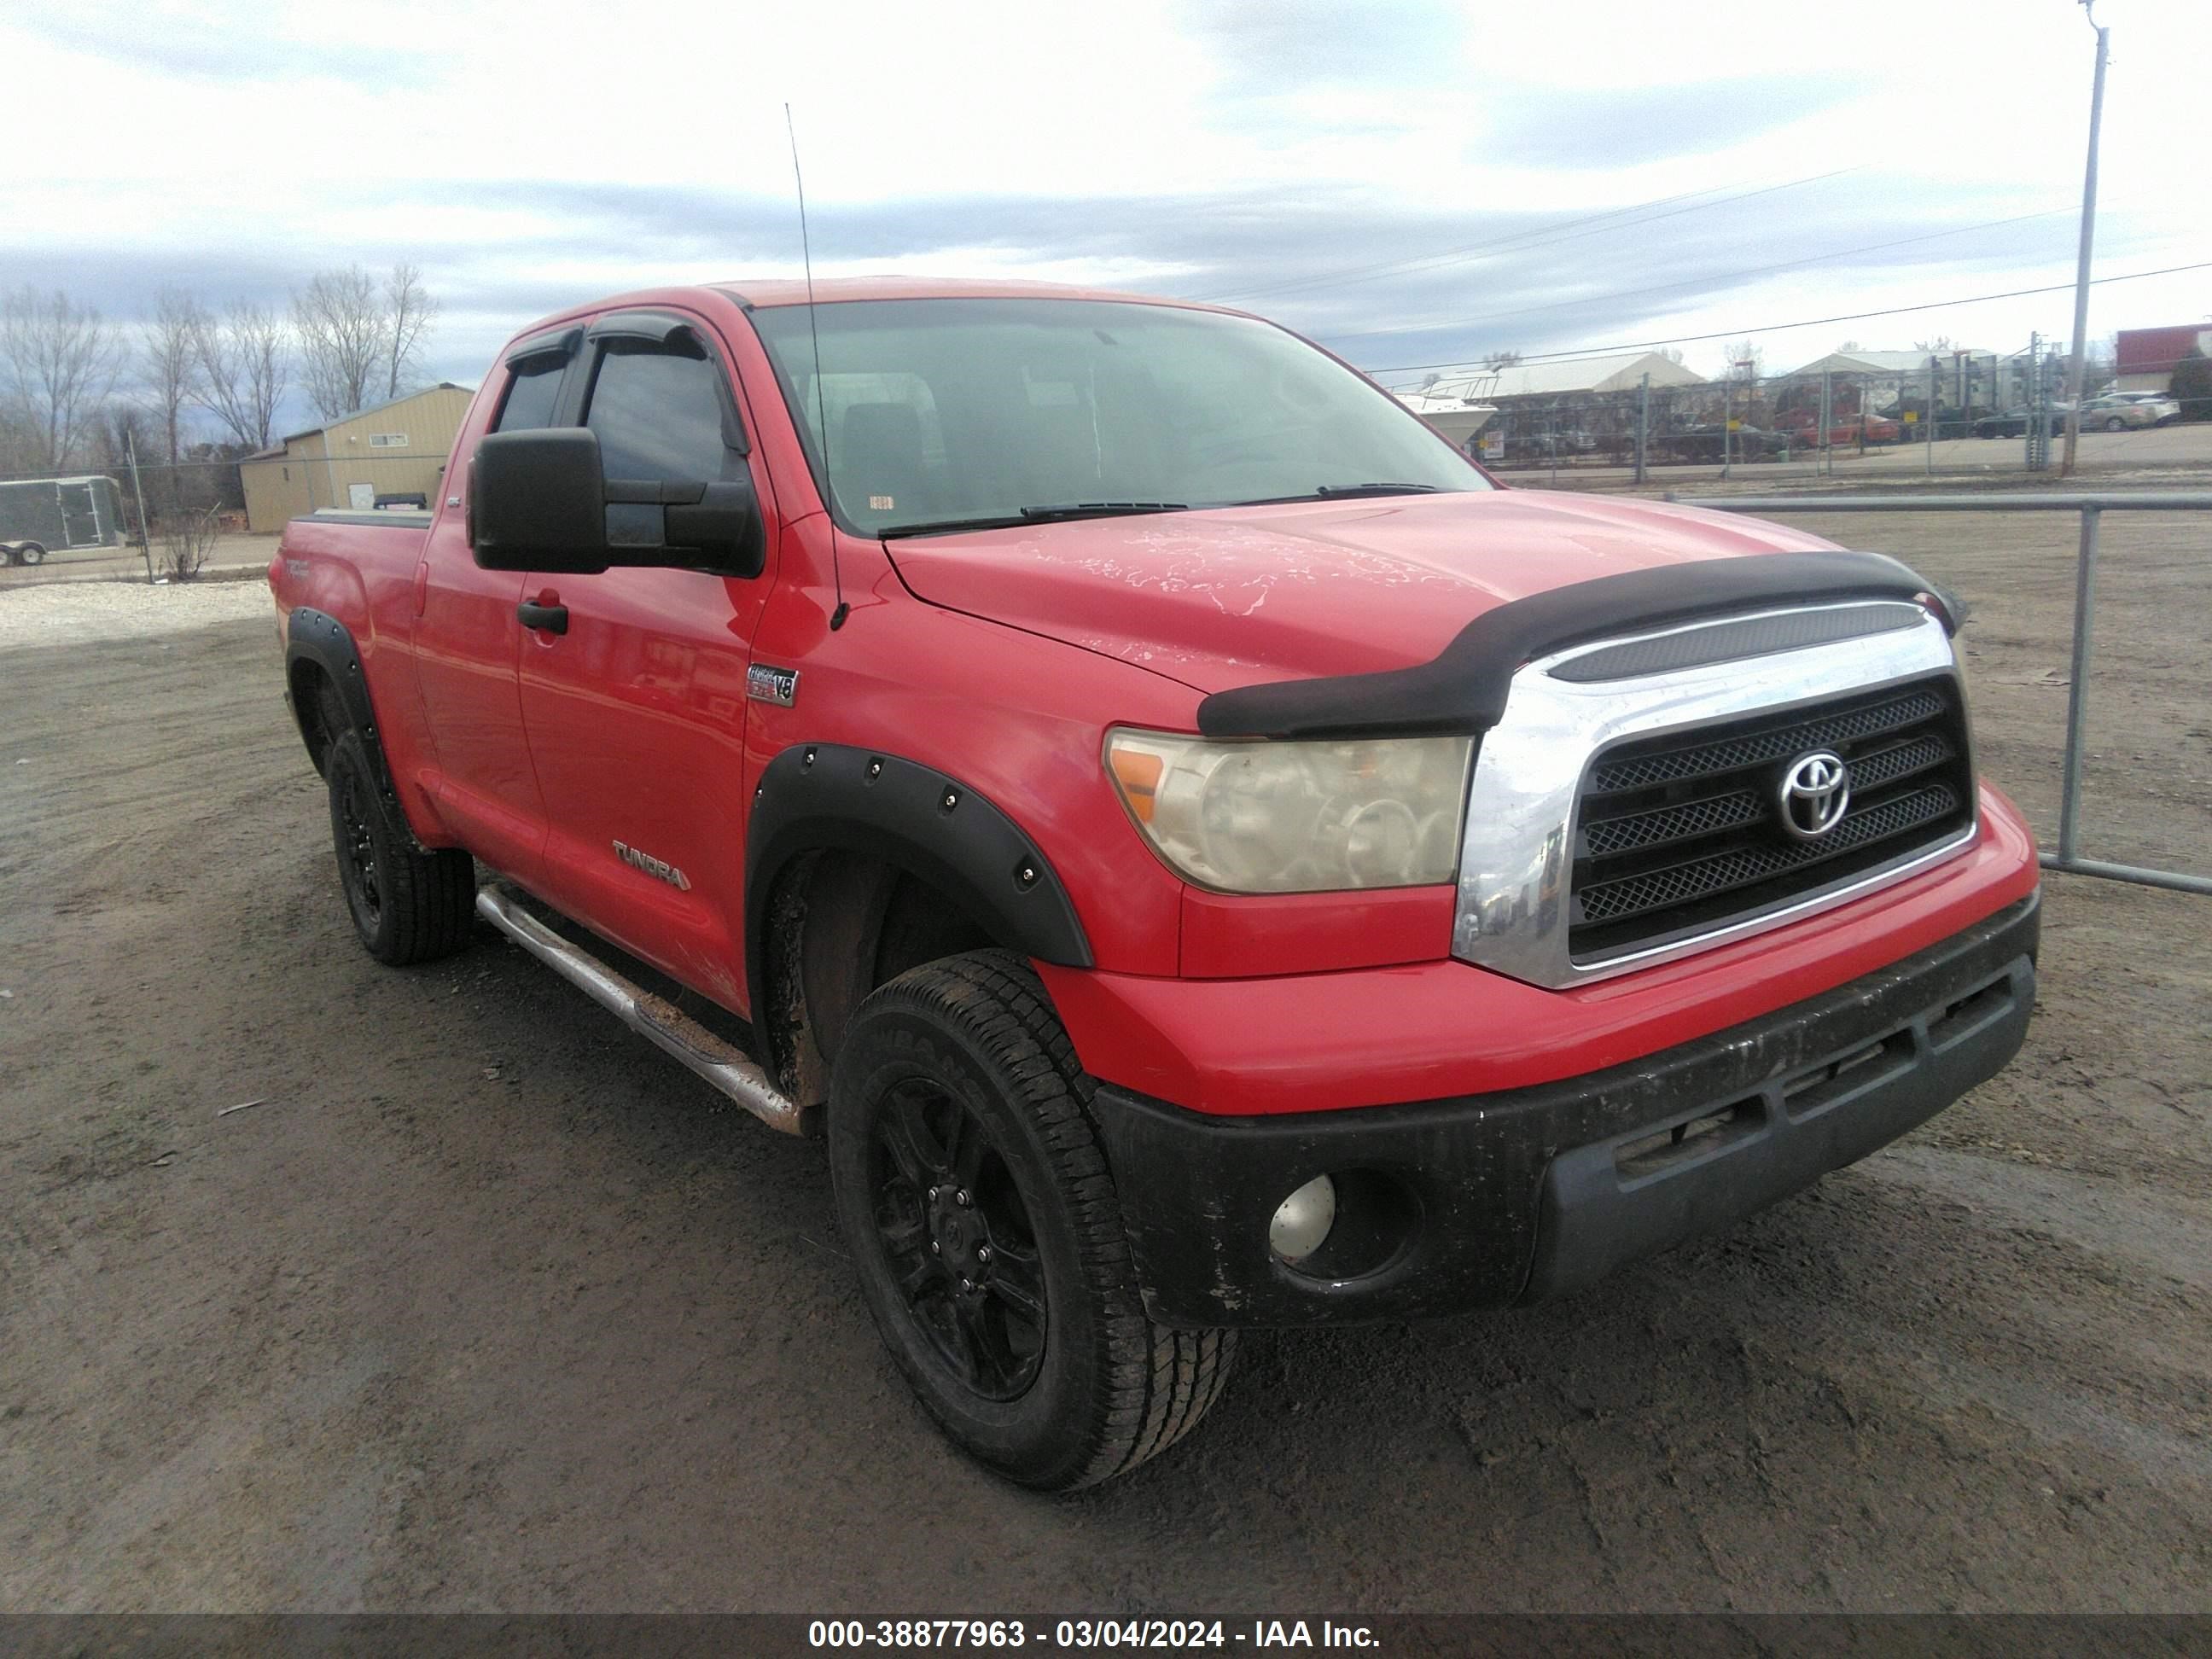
[
  {"left": 613, "top": 841, "right": 691, "bottom": 891},
  {"left": 748, "top": 664, "right": 800, "bottom": 707}
]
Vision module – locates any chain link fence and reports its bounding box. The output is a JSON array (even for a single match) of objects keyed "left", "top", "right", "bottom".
[{"left": 1413, "top": 336, "right": 2206, "bottom": 486}]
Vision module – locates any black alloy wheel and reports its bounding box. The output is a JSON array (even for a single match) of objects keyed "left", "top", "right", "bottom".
[
  {"left": 335, "top": 753, "right": 384, "bottom": 935},
  {"left": 829, "top": 951, "right": 1235, "bottom": 1490},
  {"left": 322, "top": 727, "right": 477, "bottom": 965},
  {"left": 869, "top": 1078, "right": 1047, "bottom": 1401}
]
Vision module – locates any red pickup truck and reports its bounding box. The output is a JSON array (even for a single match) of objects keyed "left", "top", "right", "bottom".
[{"left": 268, "top": 277, "right": 2040, "bottom": 1489}]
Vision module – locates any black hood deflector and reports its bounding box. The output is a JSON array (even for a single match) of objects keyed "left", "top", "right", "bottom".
[{"left": 1194, "top": 549, "right": 1946, "bottom": 741}]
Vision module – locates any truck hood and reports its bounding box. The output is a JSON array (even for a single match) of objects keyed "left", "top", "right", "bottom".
[{"left": 881, "top": 490, "right": 1839, "bottom": 695}]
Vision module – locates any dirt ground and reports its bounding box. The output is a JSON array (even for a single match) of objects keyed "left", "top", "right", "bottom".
[{"left": 1, "top": 497, "right": 2207, "bottom": 1614}]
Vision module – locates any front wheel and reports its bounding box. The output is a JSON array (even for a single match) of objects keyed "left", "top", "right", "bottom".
[
  {"left": 2104, "top": 416, "right": 2127, "bottom": 432},
  {"left": 829, "top": 951, "right": 1235, "bottom": 1490}
]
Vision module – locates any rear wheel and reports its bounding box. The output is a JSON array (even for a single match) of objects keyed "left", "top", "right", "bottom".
[
  {"left": 2104, "top": 416, "right": 2127, "bottom": 432},
  {"left": 325, "top": 728, "right": 476, "bottom": 965},
  {"left": 15, "top": 542, "right": 44, "bottom": 567},
  {"left": 829, "top": 950, "right": 1234, "bottom": 1490}
]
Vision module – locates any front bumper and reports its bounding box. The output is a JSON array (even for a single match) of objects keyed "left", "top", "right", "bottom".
[{"left": 1089, "top": 891, "right": 2038, "bottom": 1328}]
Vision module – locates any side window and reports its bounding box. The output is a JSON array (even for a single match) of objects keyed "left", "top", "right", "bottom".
[
  {"left": 492, "top": 357, "right": 565, "bottom": 433},
  {"left": 584, "top": 338, "right": 737, "bottom": 482}
]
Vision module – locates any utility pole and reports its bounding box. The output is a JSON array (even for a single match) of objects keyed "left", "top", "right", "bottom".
[
  {"left": 1927, "top": 356, "right": 1939, "bottom": 477},
  {"left": 1819, "top": 370, "right": 1833, "bottom": 477},
  {"left": 124, "top": 431, "right": 154, "bottom": 583},
  {"left": 2061, "top": 1, "right": 2110, "bottom": 476},
  {"left": 1634, "top": 373, "right": 1650, "bottom": 485},
  {"left": 1722, "top": 375, "right": 1732, "bottom": 480}
]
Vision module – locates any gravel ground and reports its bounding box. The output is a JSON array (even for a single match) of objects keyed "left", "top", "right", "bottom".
[
  {"left": 0, "top": 578, "right": 276, "bottom": 650},
  {"left": 1, "top": 503, "right": 2207, "bottom": 1614}
]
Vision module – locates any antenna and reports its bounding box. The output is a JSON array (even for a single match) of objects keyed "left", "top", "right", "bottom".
[{"left": 786, "top": 102, "right": 847, "bottom": 630}]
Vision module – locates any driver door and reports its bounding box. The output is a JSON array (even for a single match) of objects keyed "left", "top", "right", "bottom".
[{"left": 514, "top": 310, "right": 777, "bottom": 1010}]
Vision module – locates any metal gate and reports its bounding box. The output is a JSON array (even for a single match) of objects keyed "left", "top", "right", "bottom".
[{"left": 1673, "top": 489, "right": 2212, "bottom": 897}]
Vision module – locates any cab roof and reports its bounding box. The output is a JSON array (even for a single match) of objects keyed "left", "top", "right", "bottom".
[{"left": 711, "top": 275, "right": 1233, "bottom": 312}]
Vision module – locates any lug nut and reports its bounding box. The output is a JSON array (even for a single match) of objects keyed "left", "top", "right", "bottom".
[
  {"left": 930, "top": 1241, "right": 940, "bottom": 1254},
  {"left": 956, "top": 1189, "right": 970, "bottom": 1207},
  {"left": 928, "top": 1186, "right": 940, "bottom": 1201},
  {"left": 976, "top": 1246, "right": 992, "bottom": 1263},
  {"left": 960, "top": 1278, "right": 975, "bottom": 1293}
]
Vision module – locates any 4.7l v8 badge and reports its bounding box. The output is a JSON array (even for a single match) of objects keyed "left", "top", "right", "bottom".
[{"left": 748, "top": 664, "right": 800, "bottom": 707}]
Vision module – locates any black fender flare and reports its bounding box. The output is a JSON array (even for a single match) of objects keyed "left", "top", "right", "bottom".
[
  {"left": 284, "top": 607, "right": 397, "bottom": 800},
  {"left": 743, "top": 742, "right": 1093, "bottom": 1015}
]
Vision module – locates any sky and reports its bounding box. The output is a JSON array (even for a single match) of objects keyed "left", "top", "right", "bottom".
[{"left": 7, "top": 0, "right": 2208, "bottom": 427}]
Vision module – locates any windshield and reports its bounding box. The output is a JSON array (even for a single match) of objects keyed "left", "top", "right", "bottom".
[{"left": 748, "top": 298, "right": 1488, "bottom": 537}]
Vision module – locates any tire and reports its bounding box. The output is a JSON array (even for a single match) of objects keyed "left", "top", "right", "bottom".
[
  {"left": 17, "top": 542, "right": 44, "bottom": 567},
  {"left": 829, "top": 950, "right": 1235, "bottom": 1490},
  {"left": 324, "top": 728, "right": 477, "bottom": 965},
  {"left": 2104, "top": 416, "right": 2126, "bottom": 432}
]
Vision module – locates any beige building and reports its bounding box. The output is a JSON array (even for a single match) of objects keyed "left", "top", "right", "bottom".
[{"left": 239, "top": 382, "right": 475, "bottom": 532}]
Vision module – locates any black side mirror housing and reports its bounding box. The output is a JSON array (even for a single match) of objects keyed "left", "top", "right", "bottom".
[
  {"left": 470, "top": 428, "right": 765, "bottom": 578},
  {"left": 472, "top": 428, "right": 609, "bottom": 572}
]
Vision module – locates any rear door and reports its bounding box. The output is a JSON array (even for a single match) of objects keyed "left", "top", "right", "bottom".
[
  {"left": 407, "top": 325, "right": 577, "bottom": 882},
  {"left": 59, "top": 482, "right": 101, "bottom": 548},
  {"left": 513, "top": 308, "right": 776, "bottom": 1010}
]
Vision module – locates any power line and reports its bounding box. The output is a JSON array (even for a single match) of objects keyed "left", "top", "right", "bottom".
[
  {"left": 1365, "top": 258, "right": 2212, "bottom": 381},
  {"left": 1319, "top": 207, "right": 2080, "bottom": 346},
  {"left": 1191, "top": 166, "right": 1866, "bottom": 306}
]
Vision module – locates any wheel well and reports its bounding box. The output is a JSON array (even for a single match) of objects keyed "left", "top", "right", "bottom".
[
  {"left": 760, "top": 848, "right": 1004, "bottom": 1108},
  {"left": 288, "top": 658, "right": 347, "bottom": 776}
]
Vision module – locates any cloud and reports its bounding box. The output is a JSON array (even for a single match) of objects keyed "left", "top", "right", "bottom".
[
  {"left": 3, "top": 0, "right": 2203, "bottom": 422},
  {"left": 12, "top": 9, "right": 434, "bottom": 86},
  {"left": 1478, "top": 76, "right": 1866, "bottom": 168}
]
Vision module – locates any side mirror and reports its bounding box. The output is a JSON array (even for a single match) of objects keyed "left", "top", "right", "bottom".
[
  {"left": 469, "top": 428, "right": 765, "bottom": 578},
  {"left": 471, "top": 428, "right": 611, "bottom": 573}
]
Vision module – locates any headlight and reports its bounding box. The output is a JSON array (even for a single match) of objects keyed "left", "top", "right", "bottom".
[{"left": 1105, "top": 726, "right": 1474, "bottom": 894}]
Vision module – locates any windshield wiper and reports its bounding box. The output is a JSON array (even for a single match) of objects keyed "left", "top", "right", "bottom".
[
  {"left": 879, "top": 502, "right": 1188, "bottom": 539},
  {"left": 1231, "top": 482, "right": 1444, "bottom": 506},
  {"left": 1020, "top": 501, "right": 1187, "bottom": 521}
]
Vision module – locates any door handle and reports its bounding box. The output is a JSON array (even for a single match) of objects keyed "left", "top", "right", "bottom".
[{"left": 517, "top": 598, "right": 569, "bottom": 635}]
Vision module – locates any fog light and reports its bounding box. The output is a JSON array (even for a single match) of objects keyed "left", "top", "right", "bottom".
[{"left": 1268, "top": 1174, "right": 1337, "bottom": 1264}]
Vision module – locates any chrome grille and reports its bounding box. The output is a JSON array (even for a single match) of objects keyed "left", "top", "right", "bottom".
[{"left": 1570, "top": 676, "right": 1974, "bottom": 960}]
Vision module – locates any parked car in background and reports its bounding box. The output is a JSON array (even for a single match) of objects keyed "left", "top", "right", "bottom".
[
  {"left": 1786, "top": 415, "right": 1901, "bottom": 448},
  {"left": 2077, "top": 393, "right": 2180, "bottom": 430},
  {"left": 1664, "top": 423, "right": 1791, "bottom": 463},
  {"left": 1973, "top": 408, "right": 2065, "bottom": 439}
]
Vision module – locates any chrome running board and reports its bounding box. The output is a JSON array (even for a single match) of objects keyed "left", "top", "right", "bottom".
[{"left": 474, "top": 884, "right": 805, "bottom": 1135}]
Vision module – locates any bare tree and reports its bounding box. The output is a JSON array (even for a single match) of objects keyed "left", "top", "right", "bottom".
[
  {"left": 0, "top": 286, "right": 127, "bottom": 472},
  {"left": 1720, "top": 339, "right": 1764, "bottom": 381},
  {"left": 0, "top": 406, "right": 38, "bottom": 474},
  {"left": 140, "top": 287, "right": 201, "bottom": 463},
  {"left": 294, "top": 265, "right": 389, "bottom": 421},
  {"left": 382, "top": 262, "right": 439, "bottom": 400},
  {"left": 192, "top": 300, "right": 290, "bottom": 451},
  {"left": 155, "top": 504, "right": 222, "bottom": 580}
]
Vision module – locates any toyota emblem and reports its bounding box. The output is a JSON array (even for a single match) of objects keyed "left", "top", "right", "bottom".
[{"left": 1778, "top": 750, "right": 1851, "bottom": 841}]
